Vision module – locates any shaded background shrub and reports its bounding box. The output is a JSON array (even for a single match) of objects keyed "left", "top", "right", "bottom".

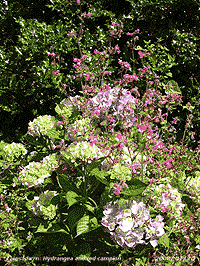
[{"left": 0, "top": 0, "right": 199, "bottom": 151}]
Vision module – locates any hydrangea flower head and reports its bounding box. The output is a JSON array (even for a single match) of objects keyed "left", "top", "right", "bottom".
[
  {"left": 101, "top": 198, "right": 165, "bottom": 250},
  {"left": 30, "top": 190, "right": 58, "bottom": 219},
  {"left": 88, "top": 85, "right": 138, "bottom": 129},
  {"left": 142, "top": 182, "right": 185, "bottom": 220}
]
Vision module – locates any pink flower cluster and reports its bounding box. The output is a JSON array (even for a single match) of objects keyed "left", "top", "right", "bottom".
[{"left": 113, "top": 180, "right": 129, "bottom": 195}]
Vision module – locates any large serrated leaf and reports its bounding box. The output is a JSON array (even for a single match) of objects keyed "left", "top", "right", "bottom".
[
  {"left": 35, "top": 222, "right": 52, "bottom": 233},
  {"left": 67, "top": 204, "right": 85, "bottom": 232},
  {"left": 76, "top": 215, "right": 90, "bottom": 237},
  {"left": 75, "top": 216, "right": 100, "bottom": 238},
  {"left": 123, "top": 179, "right": 148, "bottom": 197},
  {"left": 85, "top": 203, "right": 95, "bottom": 214}
]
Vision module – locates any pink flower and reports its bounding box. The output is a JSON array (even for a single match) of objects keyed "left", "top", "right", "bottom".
[
  {"left": 94, "top": 49, "right": 100, "bottom": 55},
  {"left": 82, "top": 55, "right": 88, "bottom": 60},
  {"left": 57, "top": 121, "right": 63, "bottom": 126},
  {"left": 124, "top": 62, "right": 130, "bottom": 68},
  {"left": 137, "top": 123, "right": 147, "bottom": 133},
  {"left": 7, "top": 240, "right": 12, "bottom": 246},
  {"left": 149, "top": 179, "right": 155, "bottom": 184},
  {"left": 160, "top": 101, "right": 167, "bottom": 104},
  {"left": 113, "top": 180, "right": 129, "bottom": 195},
  {"left": 186, "top": 123, "right": 190, "bottom": 128},
  {"left": 113, "top": 185, "right": 122, "bottom": 195},
  {"left": 138, "top": 51, "right": 146, "bottom": 58},
  {"left": 115, "top": 132, "right": 122, "bottom": 141}
]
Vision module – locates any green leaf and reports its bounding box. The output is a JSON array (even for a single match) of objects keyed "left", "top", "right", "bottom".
[
  {"left": 165, "top": 80, "right": 182, "bottom": 95},
  {"left": 67, "top": 204, "right": 85, "bottom": 232},
  {"left": 89, "top": 167, "right": 109, "bottom": 186},
  {"left": 35, "top": 222, "right": 53, "bottom": 233},
  {"left": 165, "top": 72, "right": 172, "bottom": 77},
  {"left": 75, "top": 215, "right": 101, "bottom": 237},
  {"left": 123, "top": 186, "right": 146, "bottom": 197},
  {"left": 50, "top": 194, "right": 60, "bottom": 206},
  {"left": 124, "top": 179, "right": 148, "bottom": 198},
  {"left": 76, "top": 215, "right": 90, "bottom": 237},
  {"left": 57, "top": 172, "right": 83, "bottom": 196},
  {"left": 84, "top": 202, "right": 95, "bottom": 214},
  {"left": 66, "top": 191, "right": 82, "bottom": 207},
  {"left": 157, "top": 233, "right": 170, "bottom": 249},
  {"left": 17, "top": 227, "right": 25, "bottom": 231},
  {"left": 72, "top": 241, "right": 91, "bottom": 260},
  {"left": 45, "top": 228, "right": 70, "bottom": 234},
  {"left": 75, "top": 215, "right": 100, "bottom": 238},
  {"left": 86, "top": 156, "right": 107, "bottom": 173}
]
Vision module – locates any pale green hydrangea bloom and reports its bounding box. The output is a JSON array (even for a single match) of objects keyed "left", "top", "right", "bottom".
[
  {"left": 108, "top": 163, "right": 132, "bottom": 181},
  {"left": 16, "top": 161, "right": 52, "bottom": 187},
  {"left": 60, "top": 141, "right": 106, "bottom": 164},
  {"left": 142, "top": 182, "right": 185, "bottom": 220},
  {"left": 2, "top": 142, "right": 28, "bottom": 168},
  {"left": 101, "top": 146, "right": 147, "bottom": 180},
  {"left": 14, "top": 153, "right": 59, "bottom": 187},
  {"left": 42, "top": 153, "right": 60, "bottom": 172},
  {"left": 30, "top": 190, "right": 58, "bottom": 219},
  {"left": 27, "top": 115, "right": 59, "bottom": 143},
  {"left": 67, "top": 117, "right": 101, "bottom": 142}
]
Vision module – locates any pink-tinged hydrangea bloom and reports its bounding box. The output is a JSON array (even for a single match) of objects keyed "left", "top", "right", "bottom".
[{"left": 101, "top": 198, "right": 165, "bottom": 250}]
